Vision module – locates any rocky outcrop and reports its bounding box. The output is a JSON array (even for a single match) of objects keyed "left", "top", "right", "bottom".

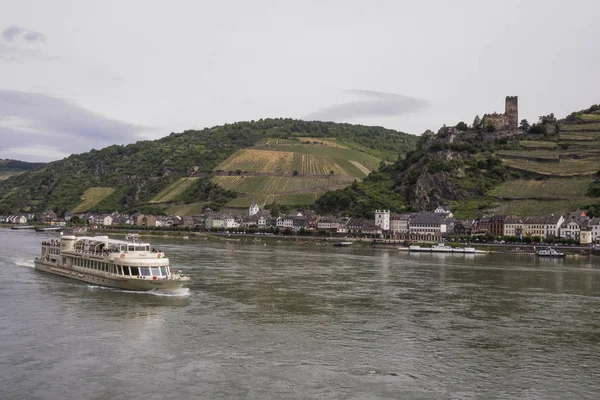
[{"left": 409, "top": 170, "right": 470, "bottom": 210}]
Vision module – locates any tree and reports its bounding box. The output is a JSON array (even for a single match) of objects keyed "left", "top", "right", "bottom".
[
  {"left": 519, "top": 119, "right": 530, "bottom": 132},
  {"left": 456, "top": 121, "right": 468, "bottom": 131},
  {"left": 538, "top": 113, "right": 556, "bottom": 124},
  {"left": 473, "top": 115, "right": 481, "bottom": 130},
  {"left": 485, "top": 122, "right": 496, "bottom": 132},
  {"left": 528, "top": 123, "right": 547, "bottom": 134},
  {"left": 292, "top": 170, "right": 298, "bottom": 176}
]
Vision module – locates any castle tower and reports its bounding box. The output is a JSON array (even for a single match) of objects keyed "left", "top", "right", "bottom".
[{"left": 505, "top": 96, "right": 518, "bottom": 129}]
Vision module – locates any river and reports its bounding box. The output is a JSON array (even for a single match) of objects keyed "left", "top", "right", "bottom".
[{"left": 1, "top": 229, "right": 599, "bottom": 399}]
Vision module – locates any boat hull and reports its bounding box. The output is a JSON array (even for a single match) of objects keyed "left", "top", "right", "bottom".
[{"left": 34, "top": 259, "right": 188, "bottom": 291}]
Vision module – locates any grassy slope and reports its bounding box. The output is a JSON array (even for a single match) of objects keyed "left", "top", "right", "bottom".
[
  {"left": 71, "top": 187, "right": 115, "bottom": 212},
  {"left": 150, "top": 177, "right": 199, "bottom": 203}
]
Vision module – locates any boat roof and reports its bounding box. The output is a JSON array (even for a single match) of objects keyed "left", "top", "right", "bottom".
[{"left": 66, "top": 236, "right": 151, "bottom": 246}]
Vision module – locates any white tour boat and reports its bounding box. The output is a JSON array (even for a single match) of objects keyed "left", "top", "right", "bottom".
[
  {"left": 408, "top": 243, "right": 486, "bottom": 254},
  {"left": 536, "top": 247, "right": 566, "bottom": 257},
  {"left": 34, "top": 235, "right": 190, "bottom": 291}
]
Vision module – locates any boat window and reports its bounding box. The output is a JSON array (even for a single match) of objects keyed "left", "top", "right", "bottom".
[
  {"left": 112, "top": 266, "right": 117, "bottom": 274},
  {"left": 151, "top": 267, "right": 161, "bottom": 276},
  {"left": 122, "top": 266, "right": 130, "bottom": 276},
  {"left": 120, "top": 245, "right": 126, "bottom": 252},
  {"left": 160, "top": 266, "right": 168, "bottom": 276},
  {"left": 130, "top": 266, "right": 139, "bottom": 276},
  {"left": 134, "top": 245, "right": 147, "bottom": 252},
  {"left": 128, "top": 245, "right": 135, "bottom": 252},
  {"left": 139, "top": 267, "right": 151, "bottom": 276}
]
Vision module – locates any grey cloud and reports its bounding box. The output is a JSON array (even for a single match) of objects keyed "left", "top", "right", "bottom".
[
  {"left": 23, "top": 31, "right": 47, "bottom": 43},
  {"left": 0, "top": 90, "right": 145, "bottom": 161},
  {"left": 307, "top": 89, "right": 429, "bottom": 121},
  {"left": 0, "top": 26, "right": 49, "bottom": 62},
  {"left": 2, "top": 26, "right": 46, "bottom": 43}
]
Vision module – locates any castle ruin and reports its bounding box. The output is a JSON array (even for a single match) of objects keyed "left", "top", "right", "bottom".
[{"left": 482, "top": 96, "right": 518, "bottom": 130}]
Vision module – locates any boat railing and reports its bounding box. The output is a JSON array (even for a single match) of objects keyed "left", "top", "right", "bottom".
[{"left": 68, "top": 249, "right": 122, "bottom": 257}]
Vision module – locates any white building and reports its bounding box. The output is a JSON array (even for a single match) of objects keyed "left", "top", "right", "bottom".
[
  {"left": 545, "top": 214, "right": 564, "bottom": 238},
  {"left": 223, "top": 215, "right": 239, "bottom": 229},
  {"left": 590, "top": 217, "right": 600, "bottom": 243},
  {"left": 503, "top": 217, "right": 524, "bottom": 237},
  {"left": 374, "top": 210, "right": 390, "bottom": 231},
  {"left": 317, "top": 217, "right": 340, "bottom": 230},
  {"left": 102, "top": 215, "right": 113, "bottom": 226},
  {"left": 249, "top": 200, "right": 259, "bottom": 216}
]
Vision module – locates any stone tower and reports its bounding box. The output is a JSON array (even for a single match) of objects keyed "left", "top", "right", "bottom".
[{"left": 505, "top": 96, "right": 518, "bottom": 129}]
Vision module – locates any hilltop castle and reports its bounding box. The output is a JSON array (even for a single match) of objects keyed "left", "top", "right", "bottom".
[
  {"left": 482, "top": 96, "right": 518, "bottom": 130},
  {"left": 437, "top": 95, "right": 521, "bottom": 139}
]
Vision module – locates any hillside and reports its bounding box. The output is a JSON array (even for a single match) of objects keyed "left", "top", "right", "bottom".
[
  {"left": 0, "top": 159, "right": 44, "bottom": 181},
  {"left": 0, "top": 119, "right": 417, "bottom": 215},
  {"left": 209, "top": 138, "right": 383, "bottom": 208},
  {"left": 316, "top": 104, "right": 600, "bottom": 219}
]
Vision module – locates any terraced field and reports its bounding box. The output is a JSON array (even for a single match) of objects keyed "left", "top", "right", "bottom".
[
  {"left": 71, "top": 187, "right": 115, "bottom": 212},
  {"left": 500, "top": 157, "right": 600, "bottom": 176},
  {"left": 259, "top": 138, "right": 298, "bottom": 145},
  {"left": 212, "top": 175, "right": 354, "bottom": 195},
  {"left": 559, "top": 131, "right": 600, "bottom": 141},
  {"left": 577, "top": 114, "right": 600, "bottom": 121},
  {"left": 265, "top": 144, "right": 381, "bottom": 171},
  {"left": 211, "top": 140, "right": 381, "bottom": 207},
  {"left": 519, "top": 140, "right": 557, "bottom": 149},
  {"left": 498, "top": 121, "right": 600, "bottom": 177},
  {"left": 298, "top": 137, "right": 349, "bottom": 148},
  {"left": 489, "top": 178, "right": 592, "bottom": 199},
  {"left": 150, "top": 178, "right": 199, "bottom": 203},
  {"left": 216, "top": 149, "right": 294, "bottom": 173},
  {"left": 496, "top": 150, "right": 560, "bottom": 160},
  {"left": 290, "top": 153, "right": 348, "bottom": 175},
  {"left": 561, "top": 122, "right": 600, "bottom": 131}
]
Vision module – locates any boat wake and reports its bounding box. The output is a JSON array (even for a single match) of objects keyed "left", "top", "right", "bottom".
[
  {"left": 14, "top": 258, "right": 35, "bottom": 269},
  {"left": 86, "top": 285, "right": 191, "bottom": 297}
]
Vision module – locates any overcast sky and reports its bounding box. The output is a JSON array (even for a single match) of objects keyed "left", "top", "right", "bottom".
[{"left": 1, "top": 0, "right": 598, "bottom": 162}]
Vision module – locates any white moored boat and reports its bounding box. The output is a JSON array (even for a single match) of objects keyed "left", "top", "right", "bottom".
[
  {"left": 34, "top": 235, "right": 190, "bottom": 291},
  {"left": 408, "top": 243, "right": 487, "bottom": 254},
  {"left": 536, "top": 247, "right": 566, "bottom": 257}
]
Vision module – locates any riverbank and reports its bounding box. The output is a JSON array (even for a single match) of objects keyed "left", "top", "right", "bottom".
[{"left": 4, "top": 226, "right": 598, "bottom": 257}]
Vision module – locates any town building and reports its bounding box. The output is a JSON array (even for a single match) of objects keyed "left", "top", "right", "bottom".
[{"left": 374, "top": 210, "right": 390, "bottom": 231}]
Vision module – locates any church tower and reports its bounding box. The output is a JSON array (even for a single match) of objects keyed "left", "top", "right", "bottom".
[
  {"left": 505, "top": 96, "right": 518, "bottom": 129},
  {"left": 249, "top": 200, "right": 259, "bottom": 216}
]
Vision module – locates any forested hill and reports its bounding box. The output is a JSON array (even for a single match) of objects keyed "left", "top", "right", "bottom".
[
  {"left": 0, "top": 119, "right": 417, "bottom": 214},
  {"left": 0, "top": 159, "right": 45, "bottom": 179}
]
